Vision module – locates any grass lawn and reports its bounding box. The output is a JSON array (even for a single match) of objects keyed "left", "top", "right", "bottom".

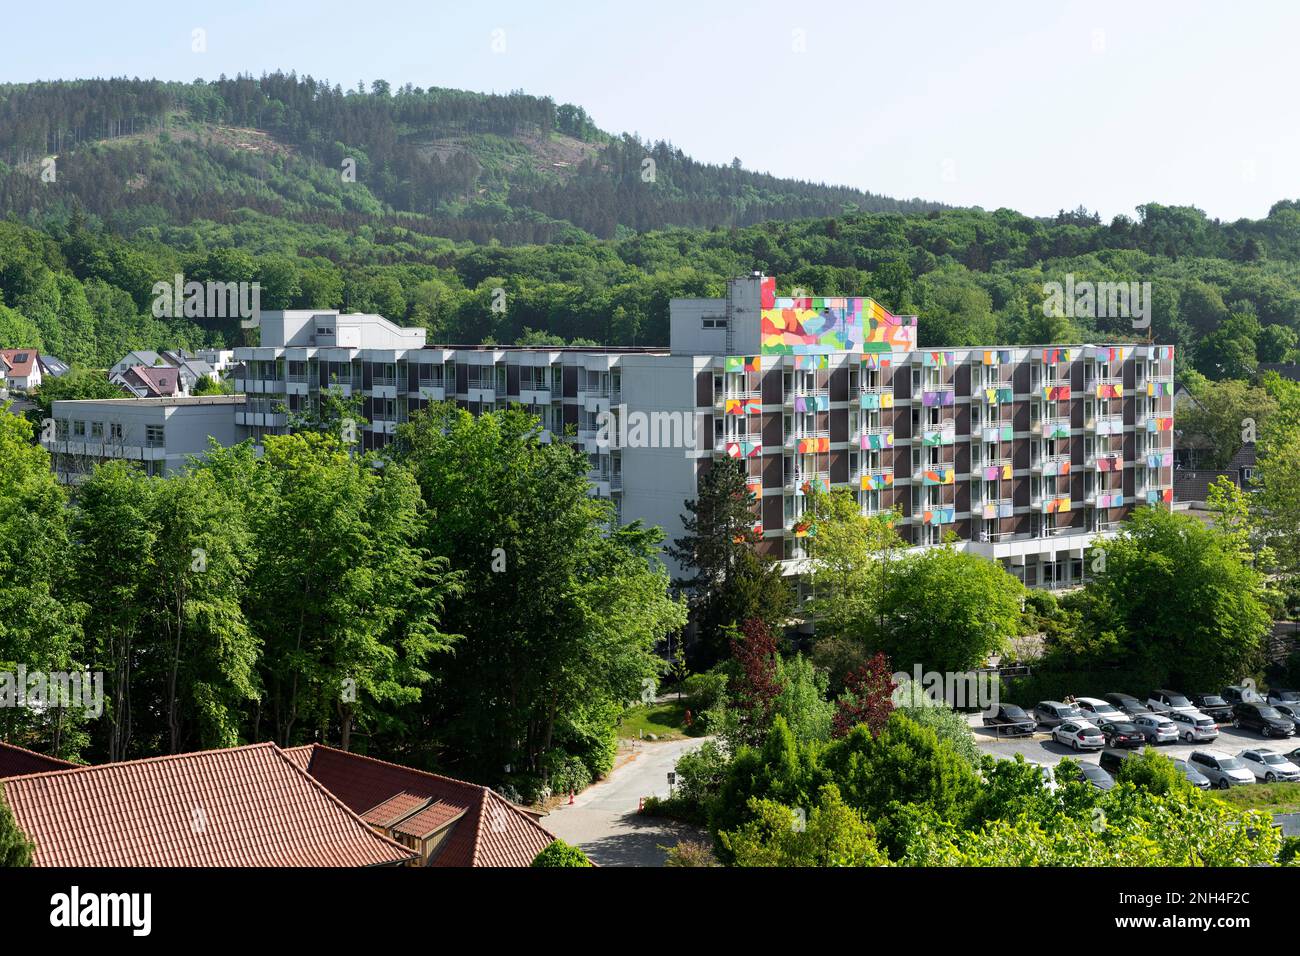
[
  {"left": 618, "top": 699, "right": 706, "bottom": 740},
  {"left": 1213, "top": 781, "right": 1300, "bottom": 814}
]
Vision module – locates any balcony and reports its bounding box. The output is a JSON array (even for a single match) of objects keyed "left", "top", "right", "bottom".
[
  {"left": 861, "top": 427, "right": 894, "bottom": 451},
  {"left": 1032, "top": 454, "right": 1071, "bottom": 477},
  {"left": 790, "top": 471, "right": 830, "bottom": 495},
  {"left": 1091, "top": 414, "right": 1124, "bottom": 436},
  {"left": 786, "top": 429, "right": 830, "bottom": 452},
  {"left": 921, "top": 385, "right": 955, "bottom": 408}
]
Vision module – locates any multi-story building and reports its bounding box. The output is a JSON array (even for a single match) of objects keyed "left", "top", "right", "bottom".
[
  {"left": 225, "top": 273, "right": 1174, "bottom": 589},
  {"left": 42, "top": 395, "right": 249, "bottom": 481}
]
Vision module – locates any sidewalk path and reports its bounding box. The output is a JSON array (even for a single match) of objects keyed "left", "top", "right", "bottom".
[{"left": 543, "top": 737, "right": 710, "bottom": 866}]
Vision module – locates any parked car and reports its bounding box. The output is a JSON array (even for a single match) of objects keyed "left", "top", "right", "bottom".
[
  {"left": 1268, "top": 688, "right": 1300, "bottom": 707},
  {"left": 1187, "top": 750, "right": 1255, "bottom": 789},
  {"left": 1232, "top": 702, "right": 1296, "bottom": 738},
  {"left": 1034, "top": 701, "right": 1085, "bottom": 728},
  {"left": 1273, "top": 702, "right": 1300, "bottom": 728},
  {"left": 1098, "top": 720, "right": 1145, "bottom": 749},
  {"left": 1147, "top": 689, "right": 1195, "bottom": 714},
  {"left": 1132, "top": 713, "right": 1179, "bottom": 744},
  {"left": 1222, "top": 684, "right": 1264, "bottom": 706},
  {"left": 982, "top": 704, "right": 1036, "bottom": 736},
  {"left": 1052, "top": 720, "right": 1105, "bottom": 750},
  {"left": 1099, "top": 747, "right": 1131, "bottom": 775},
  {"left": 1237, "top": 749, "right": 1300, "bottom": 782},
  {"left": 1172, "top": 758, "right": 1212, "bottom": 790},
  {"left": 1065, "top": 762, "right": 1115, "bottom": 791},
  {"left": 1190, "top": 693, "right": 1234, "bottom": 723},
  {"left": 1076, "top": 697, "right": 1125, "bottom": 725},
  {"left": 1166, "top": 708, "right": 1219, "bottom": 743},
  {"left": 1103, "top": 693, "right": 1150, "bottom": 718}
]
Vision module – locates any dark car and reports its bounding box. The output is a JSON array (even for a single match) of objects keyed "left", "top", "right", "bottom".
[
  {"left": 1191, "top": 694, "right": 1233, "bottom": 723},
  {"left": 1173, "top": 758, "right": 1212, "bottom": 790},
  {"left": 1103, "top": 693, "right": 1149, "bottom": 719},
  {"left": 1098, "top": 720, "right": 1144, "bottom": 749},
  {"left": 983, "top": 704, "right": 1036, "bottom": 736},
  {"left": 1275, "top": 702, "right": 1300, "bottom": 728},
  {"left": 1223, "top": 684, "right": 1264, "bottom": 706},
  {"left": 1063, "top": 762, "right": 1115, "bottom": 791},
  {"left": 1099, "top": 747, "right": 1129, "bottom": 774},
  {"left": 1268, "top": 687, "right": 1300, "bottom": 707},
  {"left": 1233, "top": 702, "right": 1296, "bottom": 739}
]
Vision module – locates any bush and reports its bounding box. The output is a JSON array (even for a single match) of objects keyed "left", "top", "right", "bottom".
[
  {"left": 682, "top": 669, "right": 728, "bottom": 716},
  {"left": 543, "top": 753, "right": 593, "bottom": 797},
  {"left": 531, "top": 839, "right": 591, "bottom": 867},
  {"left": 1113, "top": 748, "right": 1193, "bottom": 795},
  {"left": 663, "top": 840, "right": 720, "bottom": 867}
]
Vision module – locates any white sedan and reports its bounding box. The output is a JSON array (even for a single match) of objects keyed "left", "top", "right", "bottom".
[
  {"left": 1053, "top": 720, "right": 1105, "bottom": 751},
  {"left": 1238, "top": 749, "right": 1300, "bottom": 782}
]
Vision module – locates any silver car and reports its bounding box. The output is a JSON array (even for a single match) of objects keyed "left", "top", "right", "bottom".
[
  {"left": 1132, "top": 713, "right": 1179, "bottom": 744},
  {"left": 1188, "top": 750, "right": 1255, "bottom": 789},
  {"left": 1166, "top": 708, "right": 1219, "bottom": 742},
  {"left": 1238, "top": 749, "right": 1300, "bottom": 782},
  {"left": 1052, "top": 720, "right": 1105, "bottom": 751}
]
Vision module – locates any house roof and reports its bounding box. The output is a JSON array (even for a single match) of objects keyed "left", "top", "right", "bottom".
[
  {"left": 38, "top": 355, "right": 70, "bottom": 377},
  {"left": 0, "top": 741, "right": 77, "bottom": 778},
  {"left": 122, "top": 364, "right": 180, "bottom": 397},
  {"left": 1, "top": 742, "right": 415, "bottom": 867},
  {"left": 291, "top": 744, "right": 555, "bottom": 866},
  {"left": 0, "top": 349, "right": 38, "bottom": 379}
]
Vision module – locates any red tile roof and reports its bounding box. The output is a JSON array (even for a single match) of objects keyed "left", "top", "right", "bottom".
[
  {"left": 295, "top": 744, "right": 556, "bottom": 866},
  {"left": 361, "top": 791, "right": 432, "bottom": 829},
  {"left": 392, "top": 801, "right": 464, "bottom": 839},
  {"left": 1, "top": 742, "right": 415, "bottom": 867},
  {"left": 0, "top": 741, "right": 77, "bottom": 778},
  {"left": 122, "top": 364, "right": 179, "bottom": 397},
  {"left": 0, "top": 349, "right": 37, "bottom": 380}
]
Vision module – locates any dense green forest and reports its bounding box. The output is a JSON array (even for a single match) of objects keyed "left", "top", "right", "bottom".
[{"left": 0, "top": 75, "right": 1299, "bottom": 376}]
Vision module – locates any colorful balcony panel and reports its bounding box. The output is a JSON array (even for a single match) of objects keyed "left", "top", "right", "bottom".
[
  {"left": 792, "top": 518, "right": 816, "bottom": 538},
  {"left": 1096, "top": 419, "right": 1123, "bottom": 435},
  {"left": 1096, "top": 492, "right": 1125, "bottom": 509},
  {"left": 797, "top": 436, "right": 830, "bottom": 454},
  {"left": 793, "top": 353, "right": 828, "bottom": 370},
  {"left": 982, "top": 464, "right": 1013, "bottom": 481},
  {"left": 981, "top": 502, "right": 998, "bottom": 520},
  {"left": 1146, "top": 417, "right": 1174, "bottom": 432},
  {"left": 1041, "top": 459, "right": 1070, "bottom": 477},
  {"left": 1096, "top": 455, "right": 1122, "bottom": 473},
  {"left": 1146, "top": 488, "right": 1174, "bottom": 505},
  {"left": 725, "top": 397, "right": 761, "bottom": 416},
  {"left": 1092, "top": 346, "right": 1128, "bottom": 362},
  {"left": 725, "top": 440, "right": 762, "bottom": 458},
  {"left": 859, "top": 392, "right": 895, "bottom": 410},
  {"left": 1095, "top": 382, "right": 1123, "bottom": 399},
  {"left": 724, "top": 355, "right": 762, "bottom": 373},
  {"left": 980, "top": 349, "right": 1013, "bottom": 365},
  {"left": 1043, "top": 385, "right": 1071, "bottom": 402},
  {"left": 981, "top": 386, "right": 1015, "bottom": 404},
  {"left": 860, "top": 432, "right": 894, "bottom": 451},
  {"left": 922, "top": 390, "right": 955, "bottom": 407},
  {"left": 861, "top": 473, "right": 894, "bottom": 491},
  {"left": 999, "top": 501, "right": 1015, "bottom": 518},
  {"left": 921, "top": 350, "right": 955, "bottom": 367},
  {"left": 1146, "top": 451, "right": 1174, "bottom": 469},
  {"left": 1042, "top": 496, "right": 1071, "bottom": 514},
  {"left": 921, "top": 468, "right": 955, "bottom": 486},
  {"left": 861, "top": 353, "right": 892, "bottom": 369},
  {"left": 799, "top": 477, "right": 830, "bottom": 496},
  {"left": 922, "top": 429, "right": 955, "bottom": 446},
  {"left": 1146, "top": 380, "right": 1174, "bottom": 397},
  {"left": 746, "top": 478, "right": 762, "bottom": 496},
  {"left": 1045, "top": 422, "right": 1071, "bottom": 440},
  {"left": 1042, "top": 348, "right": 1073, "bottom": 364},
  {"left": 793, "top": 394, "right": 829, "bottom": 413},
  {"left": 981, "top": 424, "right": 1015, "bottom": 443},
  {"left": 922, "top": 508, "right": 955, "bottom": 525}
]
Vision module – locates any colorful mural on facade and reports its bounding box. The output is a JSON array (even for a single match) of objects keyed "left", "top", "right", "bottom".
[{"left": 760, "top": 296, "right": 917, "bottom": 355}]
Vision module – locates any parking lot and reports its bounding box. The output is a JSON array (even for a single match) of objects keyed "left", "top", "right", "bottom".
[{"left": 968, "top": 713, "right": 1300, "bottom": 773}]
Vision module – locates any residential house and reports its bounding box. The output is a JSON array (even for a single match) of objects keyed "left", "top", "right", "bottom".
[{"left": 0, "top": 349, "right": 42, "bottom": 391}]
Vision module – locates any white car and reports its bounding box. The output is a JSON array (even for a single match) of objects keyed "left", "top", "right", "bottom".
[
  {"left": 1238, "top": 749, "right": 1300, "bottom": 782},
  {"left": 1052, "top": 720, "right": 1105, "bottom": 751},
  {"left": 1075, "top": 697, "right": 1125, "bottom": 726},
  {"left": 1166, "top": 708, "right": 1219, "bottom": 742},
  {"left": 1132, "top": 713, "right": 1179, "bottom": 744}
]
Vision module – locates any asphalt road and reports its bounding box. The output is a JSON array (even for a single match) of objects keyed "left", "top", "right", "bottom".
[
  {"left": 543, "top": 736, "right": 709, "bottom": 866},
  {"left": 970, "top": 713, "right": 1300, "bottom": 773}
]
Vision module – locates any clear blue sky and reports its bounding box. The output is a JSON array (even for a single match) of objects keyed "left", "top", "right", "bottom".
[{"left": 3, "top": 0, "right": 1297, "bottom": 222}]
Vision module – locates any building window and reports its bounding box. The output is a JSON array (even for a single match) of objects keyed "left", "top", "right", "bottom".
[
  {"left": 146, "top": 425, "right": 165, "bottom": 447},
  {"left": 90, "top": 422, "right": 104, "bottom": 440},
  {"left": 110, "top": 422, "right": 123, "bottom": 440},
  {"left": 72, "top": 421, "right": 85, "bottom": 438}
]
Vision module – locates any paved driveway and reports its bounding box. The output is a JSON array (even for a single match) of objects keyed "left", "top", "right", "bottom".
[{"left": 543, "top": 737, "right": 710, "bottom": 866}]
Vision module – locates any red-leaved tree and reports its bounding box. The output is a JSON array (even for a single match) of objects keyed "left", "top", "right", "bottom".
[
  {"left": 728, "top": 618, "right": 783, "bottom": 747},
  {"left": 832, "top": 652, "right": 896, "bottom": 738}
]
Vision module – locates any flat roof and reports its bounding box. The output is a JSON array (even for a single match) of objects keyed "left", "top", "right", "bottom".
[{"left": 52, "top": 395, "right": 247, "bottom": 407}]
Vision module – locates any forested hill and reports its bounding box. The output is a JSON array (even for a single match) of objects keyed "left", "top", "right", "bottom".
[{"left": 0, "top": 75, "right": 945, "bottom": 243}]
